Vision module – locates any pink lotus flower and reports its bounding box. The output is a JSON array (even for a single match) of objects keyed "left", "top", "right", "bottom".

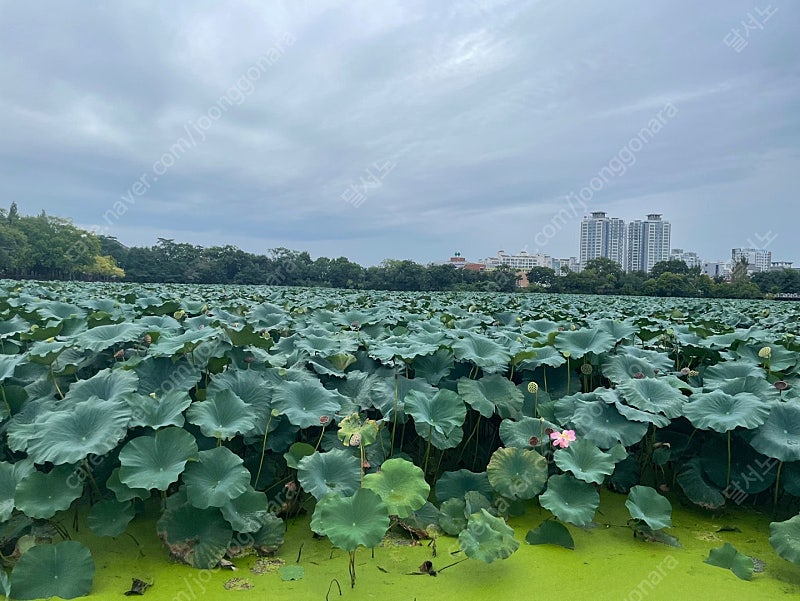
[{"left": 550, "top": 429, "right": 576, "bottom": 448}]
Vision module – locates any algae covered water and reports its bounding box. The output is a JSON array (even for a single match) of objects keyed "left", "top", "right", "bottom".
[{"left": 73, "top": 490, "right": 798, "bottom": 601}]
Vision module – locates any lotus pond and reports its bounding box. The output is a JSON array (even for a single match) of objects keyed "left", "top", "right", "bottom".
[{"left": 0, "top": 281, "right": 799, "bottom": 600}]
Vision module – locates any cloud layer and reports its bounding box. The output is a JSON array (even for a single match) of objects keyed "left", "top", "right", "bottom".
[{"left": 1, "top": 0, "right": 797, "bottom": 265}]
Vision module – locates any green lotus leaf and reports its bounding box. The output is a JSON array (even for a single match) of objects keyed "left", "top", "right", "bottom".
[
  {"left": 0, "top": 354, "right": 24, "bottom": 381},
  {"left": 0, "top": 460, "right": 33, "bottom": 521},
  {"left": 75, "top": 322, "right": 147, "bottom": 352},
  {"left": 770, "top": 514, "right": 800, "bottom": 565},
  {"left": 554, "top": 328, "right": 616, "bottom": 360},
  {"left": 284, "top": 442, "right": 316, "bottom": 469},
  {"left": 15, "top": 465, "right": 83, "bottom": 519},
  {"left": 413, "top": 349, "right": 455, "bottom": 385},
  {"left": 704, "top": 542, "right": 754, "bottom": 580},
  {"left": 220, "top": 488, "right": 269, "bottom": 533},
  {"left": 458, "top": 509, "right": 519, "bottom": 563},
  {"left": 435, "top": 469, "right": 493, "bottom": 503},
  {"left": 363, "top": 335, "right": 420, "bottom": 363},
  {"left": 625, "top": 485, "right": 672, "bottom": 530},
  {"left": 405, "top": 388, "right": 467, "bottom": 450},
  {"left": 32, "top": 300, "right": 86, "bottom": 322},
  {"left": 207, "top": 368, "right": 272, "bottom": 413},
  {"left": 9, "top": 541, "right": 94, "bottom": 600},
  {"left": 683, "top": 390, "right": 770, "bottom": 432},
  {"left": 23, "top": 397, "right": 131, "bottom": 465},
  {"left": 128, "top": 389, "right": 192, "bottom": 429},
  {"left": 600, "top": 353, "right": 656, "bottom": 383},
  {"left": 517, "top": 344, "right": 566, "bottom": 370},
  {"left": 525, "top": 519, "right": 575, "bottom": 550},
  {"left": 539, "top": 473, "right": 600, "bottom": 526},
  {"left": 373, "top": 374, "right": 435, "bottom": 422},
  {"left": 297, "top": 449, "right": 361, "bottom": 500},
  {"left": 278, "top": 565, "right": 305, "bottom": 581},
  {"left": 186, "top": 388, "right": 257, "bottom": 440},
  {"left": 183, "top": 447, "right": 251, "bottom": 509},
  {"left": 458, "top": 375, "right": 523, "bottom": 419},
  {"left": 336, "top": 413, "right": 380, "bottom": 447},
  {"left": 271, "top": 379, "right": 342, "bottom": 429},
  {"left": 499, "top": 416, "right": 558, "bottom": 449},
  {"left": 487, "top": 447, "right": 547, "bottom": 500},
  {"left": 148, "top": 327, "right": 217, "bottom": 357},
  {"left": 750, "top": 403, "right": 800, "bottom": 462},
  {"left": 118, "top": 427, "right": 199, "bottom": 491},
  {"left": 613, "top": 402, "right": 671, "bottom": 427},
  {"left": 310, "top": 488, "right": 390, "bottom": 551},
  {"left": 156, "top": 502, "right": 233, "bottom": 569},
  {"left": 736, "top": 343, "right": 797, "bottom": 372},
  {"left": 362, "top": 458, "right": 429, "bottom": 518},
  {"left": 438, "top": 497, "right": 468, "bottom": 535},
  {"left": 250, "top": 512, "right": 285, "bottom": 553},
  {"left": 554, "top": 439, "right": 623, "bottom": 484},
  {"left": 63, "top": 366, "right": 138, "bottom": 404},
  {"left": 617, "top": 378, "right": 685, "bottom": 418},
  {"left": 88, "top": 499, "right": 135, "bottom": 537},
  {"left": 572, "top": 400, "right": 648, "bottom": 449},
  {"left": 595, "top": 318, "right": 638, "bottom": 341},
  {"left": 26, "top": 340, "right": 70, "bottom": 365},
  {"left": 0, "top": 314, "right": 30, "bottom": 340},
  {"left": 133, "top": 356, "right": 201, "bottom": 396},
  {"left": 718, "top": 376, "right": 780, "bottom": 404},
  {"left": 703, "top": 361, "right": 764, "bottom": 388},
  {"left": 106, "top": 467, "right": 150, "bottom": 502},
  {"left": 451, "top": 332, "right": 512, "bottom": 373},
  {"left": 676, "top": 458, "right": 725, "bottom": 510}
]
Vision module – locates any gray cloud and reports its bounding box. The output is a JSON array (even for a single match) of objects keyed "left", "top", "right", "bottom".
[{"left": 1, "top": 0, "right": 797, "bottom": 265}]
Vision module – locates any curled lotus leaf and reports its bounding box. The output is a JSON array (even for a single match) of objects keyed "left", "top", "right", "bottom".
[
  {"left": 118, "top": 427, "right": 199, "bottom": 491},
  {"left": 539, "top": 473, "right": 599, "bottom": 526},
  {"left": 458, "top": 509, "right": 519, "bottom": 563},
  {"left": 486, "top": 447, "right": 547, "bottom": 500},
  {"left": 625, "top": 485, "right": 673, "bottom": 530},
  {"left": 310, "top": 488, "right": 390, "bottom": 551},
  {"left": 770, "top": 514, "right": 800, "bottom": 565},
  {"left": 750, "top": 403, "right": 800, "bottom": 462},
  {"left": 182, "top": 447, "right": 251, "bottom": 509},
  {"left": 362, "top": 458, "right": 430, "bottom": 518},
  {"left": 186, "top": 388, "right": 257, "bottom": 440}
]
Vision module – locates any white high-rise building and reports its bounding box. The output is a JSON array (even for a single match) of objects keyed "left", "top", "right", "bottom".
[
  {"left": 670, "top": 248, "right": 702, "bottom": 269},
  {"left": 626, "top": 214, "right": 671, "bottom": 273},
  {"left": 579, "top": 211, "right": 626, "bottom": 268},
  {"left": 731, "top": 248, "right": 772, "bottom": 272}
]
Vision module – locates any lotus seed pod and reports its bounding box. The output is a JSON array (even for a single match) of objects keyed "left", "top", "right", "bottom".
[
  {"left": 758, "top": 346, "right": 772, "bottom": 359},
  {"left": 527, "top": 382, "right": 539, "bottom": 393},
  {"left": 349, "top": 432, "right": 362, "bottom": 447},
  {"left": 580, "top": 363, "right": 593, "bottom": 375}
]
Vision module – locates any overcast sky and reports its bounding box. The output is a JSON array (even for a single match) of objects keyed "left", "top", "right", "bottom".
[{"left": 1, "top": 1, "right": 798, "bottom": 266}]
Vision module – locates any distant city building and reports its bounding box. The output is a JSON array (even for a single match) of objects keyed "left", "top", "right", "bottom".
[
  {"left": 552, "top": 256, "right": 581, "bottom": 275},
  {"left": 485, "top": 250, "right": 553, "bottom": 270},
  {"left": 579, "top": 211, "right": 626, "bottom": 268},
  {"left": 770, "top": 261, "right": 795, "bottom": 271},
  {"left": 702, "top": 261, "right": 731, "bottom": 279},
  {"left": 670, "top": 248, "right": 702, "bottom": 269},
  {"left": 626, "top": 214, "right": 671, "bottom": 273},
  {"left": 443, "top": 252, "right": 485, "bottom": 271},
  {"left": 731, "top": 248, "right": 772, "bottom": 272}
]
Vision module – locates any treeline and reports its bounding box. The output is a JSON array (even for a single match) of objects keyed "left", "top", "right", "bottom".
[
  {"left": 0, "top": 203, "right": 124, "bottom": 279},
  {"left": 527, "top": 258, "right": 785, "bottom": 299},
  {"left": 100, "top": 237, "right": 520, "bottom": 291},
  {"left": 3, "top": 203, "right": 799, "bottom": 298}
]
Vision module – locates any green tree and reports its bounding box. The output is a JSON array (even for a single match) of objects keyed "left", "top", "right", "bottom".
[
  {"left": 526, "top": 266, "right": 557, "bottom": 290},
  {"left": 650, "top": 259, "right": 689, "bottom": 278},
  {"left": 0, "top": 223, "right": 31, "bottom": 274}
]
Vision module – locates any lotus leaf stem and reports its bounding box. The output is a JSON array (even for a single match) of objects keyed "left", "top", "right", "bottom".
[
  {"left": 422, "top": 426, "right": 433, "bottom": 478},
  {"left": 390, "top": 368, "right": 399, "bottom": 457},
  {"left": 726, "top": 430, "right": 731, "bottom": 488},
  {"left": 773, "top": 460, "right": 783, "bottom": 516},
  {"left": 0, "top": 385, "right": 10, "bottom": 417},
  {"left": 348, "top": 550, "right": 357, "bottom": 588},
  {"left": 325, "top": 578, "right": 342, "bottom": 600},
  {"left": 255, "top": 412, "right": 274, "bottom": 489}
]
